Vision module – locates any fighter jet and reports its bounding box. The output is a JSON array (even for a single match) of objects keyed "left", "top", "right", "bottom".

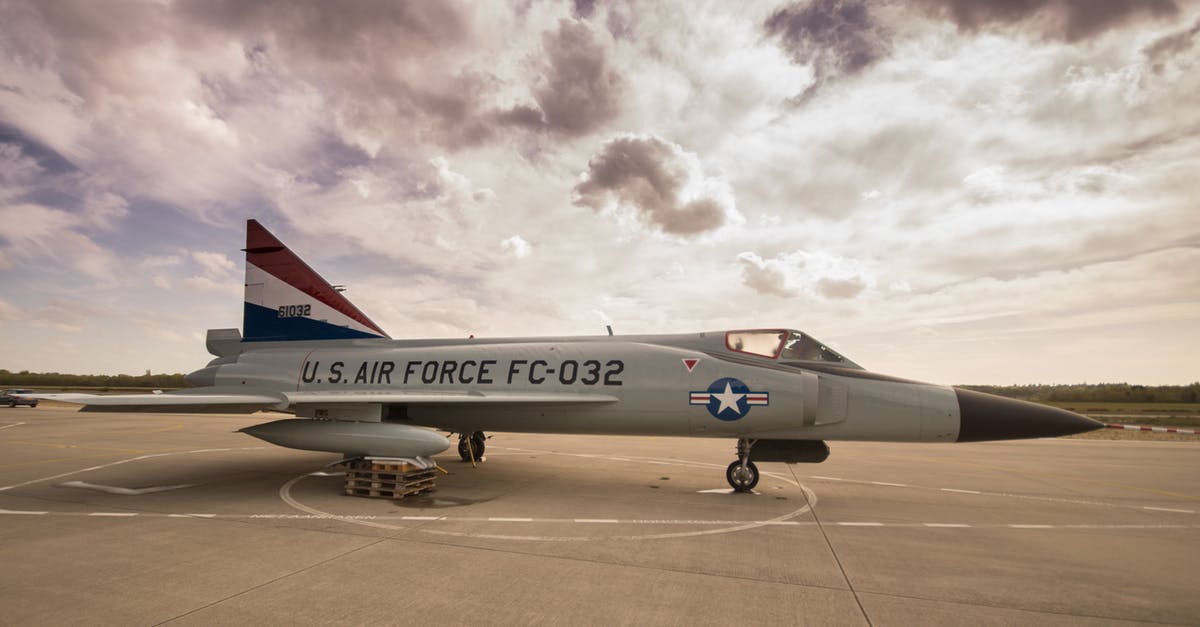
[{"left": 41, "top": 220, "right": 1103, "bottom": 491}]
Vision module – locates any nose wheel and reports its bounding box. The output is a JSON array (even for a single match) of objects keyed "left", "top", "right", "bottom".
[
  {"left": 457, "top": 431, "right": 486, "bottom": 462},
  {"left": 726, "top": 460, "right": 759, "bottom": 492},
  {"left": 726, "top": 438, "right": 759, "bottom": 492}
]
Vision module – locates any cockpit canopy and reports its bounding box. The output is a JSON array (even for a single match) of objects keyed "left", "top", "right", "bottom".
[{"left": 725, "top": 329, "right": 860, "bottom": 368}]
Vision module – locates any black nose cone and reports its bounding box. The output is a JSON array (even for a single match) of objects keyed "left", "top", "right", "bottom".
[{"left": 955, "top": 388, "right": 1104, "bottom": 442}]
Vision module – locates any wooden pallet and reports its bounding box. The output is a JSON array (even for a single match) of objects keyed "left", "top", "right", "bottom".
[
  {"left": 348, "top": 459, "right": 428, "bottom": 473},
  {"left": 338, "top": 458, "right": 438, "bottom": 500},
  {"left": 343, "top": 480, "right": 436, "bottom": 494}
]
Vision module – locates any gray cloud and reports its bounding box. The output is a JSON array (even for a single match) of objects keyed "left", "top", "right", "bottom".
[
  {"left": 572, "top": 0, "right": 597, "bottom": 20},
  {"left": 499, "top": 19, "right": 622, "bottom": 136},
  {"left": 0, "top": 0, "right": 635, "bottom": 233},
  {"left": 764, "top": 0, "right": 890, "bottom": 102},
  {"left": 0, "top": 139, "right": 44, "bottom": 203},
  {"left": 177, "top": 0, "right": 467, "bottom": 58},
  {"left": 536, "top": 19, "right": 622, "bottom": 134},
  {"left": 738, "top": 253, "right": 799, "bottom": 297},
  {"left": 737, "top": 251, "right": 872, "bottom": 300},
  {"left": 2, "top": 0, "right": 629, "bottom": 167},
  {"left": 176, "top": 0, "right": 493, "bottom": 148},
  {"left": 817, "top": 276, "right": 866, "bottom": 299},
  {"left": 3, "top": 0, "right": 493, "bottom": 154},
  {"left": 738, "top": 120, "right": 967, "bottom": 222},
  {"left": 1145, "top": 16, "right": 1200, "bottom": 67},
  {"left": 0, "top": 124, "right": 76, "bottom": 178},
  {"left": 186, "top": 7, "right": 622, "bottom": 143},
  {"left": 912, "top": 0, "right": 1179, "bottom": 42},
  {"left": 4, "top": 2, "right": 167, "bottom": 104},
  {"left": 11, "top": 0, "right": 614, "bottom": 154},
  {"left": 574, "top": 135, "right": 736, "bottom": 236},
  {"left": 0, "top": 132, "right": 127, "bottom": 229}
]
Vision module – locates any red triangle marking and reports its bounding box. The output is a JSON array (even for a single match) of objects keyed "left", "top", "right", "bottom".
[{"left": 682, "top": 358, "right": 699, "bottom": 373}]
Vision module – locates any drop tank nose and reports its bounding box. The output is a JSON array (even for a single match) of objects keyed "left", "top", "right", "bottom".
[
  {"left": 240, "top": 419, "right": 451, "bottom": 458},
  {"left": 954, "top": 388, "right": 1103, "bottom": 441}
]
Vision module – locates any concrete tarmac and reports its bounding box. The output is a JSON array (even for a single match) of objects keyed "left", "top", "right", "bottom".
[{"left": 1, "top": 407, "right": 1197, "bottom": 625}]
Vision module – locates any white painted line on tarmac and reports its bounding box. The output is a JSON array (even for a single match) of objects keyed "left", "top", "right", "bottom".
[
  {"left": 0, "top": 422, "right": 25, "bottom": 430},
  {"left": 1059, "top": 524, "right": 1194, "bottom": 529},
  {"left": 622, "top": 519, "right": 738, "bottom": 525},
  {"left": 10, "top": 443, "right": 1191, "bottom": 540},
  {"left": 0, "top": 446, "right": 265, "bottom": 491},
  {"left": 60, "top": 481, "right": 197, "bottom": 495},
  {"left": 4, "top": 508, "right": 1200, "bottom": 533},
  {"left": 808, "top": 471, "right": 1199, "bottom": 518},
  {"left": 493, "top": 447, "right": 802, "bottom": 489},
  {"left": 284, "top": 465, "right": 819, "bottom": 541},
  {"left": 1143, "top": 506, "right": 1195, "bottom": 514}
]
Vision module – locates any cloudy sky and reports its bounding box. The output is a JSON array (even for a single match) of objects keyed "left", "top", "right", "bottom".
[{"left": 1, "top": 0, "right": 1197, "bottom": 385}]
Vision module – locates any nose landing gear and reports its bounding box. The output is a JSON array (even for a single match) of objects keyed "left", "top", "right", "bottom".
[
  {"left": 457, "top": 431, "right": 487, "bottom": 462},
  {"left": 726, "top": 438, "right": 759, "bottom": 492}
]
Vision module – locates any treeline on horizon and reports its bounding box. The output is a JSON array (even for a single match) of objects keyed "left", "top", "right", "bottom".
[
  {"left": 1, "top": 369, "right": 1197, "bottom": 402},
  {"left": 0, "top": 370, "right": 190, "bottom": 390},
  {"left": 959, "top": 382, "right": 1199, "bottom": 403}
]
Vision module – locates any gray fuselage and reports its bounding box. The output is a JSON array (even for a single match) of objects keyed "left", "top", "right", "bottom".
[{"left": 192, "top": 330, "right": 961, "bottom": 443}]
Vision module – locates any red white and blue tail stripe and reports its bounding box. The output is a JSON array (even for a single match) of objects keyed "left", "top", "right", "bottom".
[{"left": 242, "top": 219, "right": 389, "bottom": 342}]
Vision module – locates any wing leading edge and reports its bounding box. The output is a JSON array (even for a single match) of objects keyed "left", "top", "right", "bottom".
[
  {"left": 34, "top": 390, "right": 618, "bottom": 414},
  {"left": 32, "top": 392, "right": 288, "bottom": 414}
]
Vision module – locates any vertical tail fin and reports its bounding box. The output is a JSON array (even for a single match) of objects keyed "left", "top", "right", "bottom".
[{"left": 242, "top": 219, "right": 389, "bottom": 342}]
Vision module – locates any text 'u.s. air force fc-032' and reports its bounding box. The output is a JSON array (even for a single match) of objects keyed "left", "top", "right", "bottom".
[{"left": 41, "top": 220, "right": 1103, "bottom": 492}]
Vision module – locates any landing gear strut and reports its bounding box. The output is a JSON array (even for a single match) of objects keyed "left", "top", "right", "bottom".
[
  {"left": 726, "top": 438, "right": 759, "bottom": 492},
  {"left": 457, "top": 431, "right": 486, "bottom": 462}
]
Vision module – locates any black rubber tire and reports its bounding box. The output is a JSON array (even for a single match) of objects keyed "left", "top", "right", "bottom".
[
  {"left": 726, "top": 460, "right": 759, "bottom": 492},
  {"left": 30, "top": 401, "right": 37, "bottom": 408},
  {"left": 458, "top": 433, "right": 485, "bottom": 461}
]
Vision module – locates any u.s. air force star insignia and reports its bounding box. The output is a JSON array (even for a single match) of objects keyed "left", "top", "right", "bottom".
[{"left": 689, "top": 377, "right": 769, "bottom": 421}]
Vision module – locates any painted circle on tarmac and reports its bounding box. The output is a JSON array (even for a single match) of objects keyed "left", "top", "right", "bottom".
[{"left": 277, "top": 450, "right": 817, "bottom": 541}]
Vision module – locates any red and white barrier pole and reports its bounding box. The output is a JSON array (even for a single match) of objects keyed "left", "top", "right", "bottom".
[{"left": 1105, "top": 423, "right": 1198, "bottom": 435}]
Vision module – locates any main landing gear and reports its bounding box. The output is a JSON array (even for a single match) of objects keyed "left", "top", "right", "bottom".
[
  {"left": 457, "top": 431, "right": 487, "bottom": 462},
  {"left": 726, "top": 438, "right": 759, "bottom": 492}
]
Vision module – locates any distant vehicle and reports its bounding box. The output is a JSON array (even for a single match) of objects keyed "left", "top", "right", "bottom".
[{"left": 2, "top": 389, "right": 38, "bottom": 408}]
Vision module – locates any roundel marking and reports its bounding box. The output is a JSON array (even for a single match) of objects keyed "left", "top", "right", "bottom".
[{"left": 689, "top": 377, "right": 770, "bottom": 421}]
